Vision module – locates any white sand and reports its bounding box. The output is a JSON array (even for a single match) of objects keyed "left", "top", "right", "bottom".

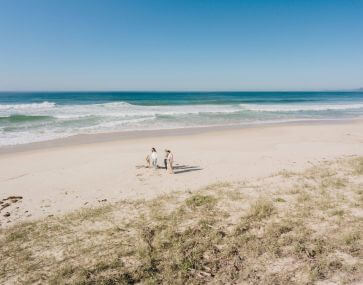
[{"left": 1, "top": 120, "right": 363, "bottom": 227}]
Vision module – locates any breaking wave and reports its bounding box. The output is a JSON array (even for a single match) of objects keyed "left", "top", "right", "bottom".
[{"left": 1, "top": 95, "right": 363, "bottom": 146}]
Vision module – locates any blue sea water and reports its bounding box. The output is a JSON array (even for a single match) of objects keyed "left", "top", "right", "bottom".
[{"left": 0, "top": 91, "right": 363, "bottom": 146}]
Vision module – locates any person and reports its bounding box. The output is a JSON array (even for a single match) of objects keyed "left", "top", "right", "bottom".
[
  {"left": 164, "top": 149, "right": 168, "bottom": 170},
  {"left": 146, "top": 148, "right": 158, "bottom": 169},
  {"left": 150, "top": 148, "right": 158, "bottom": 169},
  {"left": 146, "top": 153, "right": 151, "bottom": 168},
  {"left": 166, "top": 150, "right": 174, "bottom": 174}
]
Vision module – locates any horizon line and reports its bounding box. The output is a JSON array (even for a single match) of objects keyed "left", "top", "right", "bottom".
[{"left": 0, "top": 88, "right": 362, "bottom": 93}]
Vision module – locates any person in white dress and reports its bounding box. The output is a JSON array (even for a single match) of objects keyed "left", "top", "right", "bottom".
[
  {"left": 146, "top": 148, "right": 158, "bottom": 169},
  {"left": 150, "top": 148, "right": 158, "bottom": 169}
]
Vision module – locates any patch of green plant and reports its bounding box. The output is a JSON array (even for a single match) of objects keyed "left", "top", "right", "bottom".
[
  {"left": 274, "top": 197, "right": 286, "bottom": 203},
  {"left": 185, "top": 194, "right": 216, "bottom": 209}
]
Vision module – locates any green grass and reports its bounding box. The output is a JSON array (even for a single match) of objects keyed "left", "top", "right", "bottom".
[
  {"left": 274, "top": 197, "right": 286, "bottom": 203},
  {"left": 185, "top": 194, "right": 216, "bottom": 209}
]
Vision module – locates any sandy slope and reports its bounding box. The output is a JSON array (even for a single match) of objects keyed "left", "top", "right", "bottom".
[{"left": 1, "top": 120, "right": 363, "bottom": 227}]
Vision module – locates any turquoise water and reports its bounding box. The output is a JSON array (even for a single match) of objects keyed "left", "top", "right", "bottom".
[{"left": 1, "top": 91, "right": 363, "bottom": 146}]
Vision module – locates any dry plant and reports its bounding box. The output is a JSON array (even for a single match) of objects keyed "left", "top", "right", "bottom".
[{"left": 1, "top": 157, "right": 362, "bottom": 284}]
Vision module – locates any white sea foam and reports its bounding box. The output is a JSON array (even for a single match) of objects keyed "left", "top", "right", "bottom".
[
  {"left": 0, "top": 101, "right": 56, "bottom": 112},
  {"left": 239, "top": 103, "right": 363, "bottom": 112},
  {"left": 0, "top": 130, "right": 72, "bottom": 147},
  {"left": 0, "top": 102, "right": 241, "bottom": 146},
  {"left": 1, "top": 100, "right": 363, "bottom": 146},
  {"left": 3, "top": 101, "right": 361, "bottom": 118},
  {"left": 79, "top": 116, "right": 157, "bottom": 131},
  {"left": 0, "top": 101, "right": 240, "bottom": 119}
]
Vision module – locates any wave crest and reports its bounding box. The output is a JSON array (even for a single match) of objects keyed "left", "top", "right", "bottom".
[{"left": 0, "top": 101, "right": 56, "bottom": 111}]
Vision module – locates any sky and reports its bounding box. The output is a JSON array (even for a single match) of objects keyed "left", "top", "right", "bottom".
[{"left": 0, "top": 0, "right": 362, "bottom": 91}]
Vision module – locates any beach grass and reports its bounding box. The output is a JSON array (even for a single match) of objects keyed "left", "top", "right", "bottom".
[{"left": 1, "top": 157, "right": 362, "bottom": 284}]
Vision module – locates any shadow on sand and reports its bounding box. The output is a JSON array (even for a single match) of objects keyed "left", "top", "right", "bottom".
[
  {"left": 172, "top": 164, "right": 203, "bottom": 174},
  {"left": 135, "top": 164, "right": 203, "bottom": 174}
]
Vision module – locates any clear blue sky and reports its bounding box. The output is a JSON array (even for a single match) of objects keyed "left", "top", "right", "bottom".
[{"left": 1, "top": 0, "right": 362, "bottom": 91}]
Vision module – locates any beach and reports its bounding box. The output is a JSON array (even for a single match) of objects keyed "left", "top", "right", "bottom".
[
  {"left": 2, "top": 1, "right": 363, "bottom": 282},
  {"left": 1, "top": 119, "right": 363, "bottom": 227}
]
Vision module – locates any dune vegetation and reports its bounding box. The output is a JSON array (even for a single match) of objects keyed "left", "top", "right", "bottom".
[{"left": 1, "top": 157, "right": 362, "bottom": 284}]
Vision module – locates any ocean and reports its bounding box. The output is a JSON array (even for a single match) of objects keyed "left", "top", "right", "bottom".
[{"left": 1, "top": 91, "right": 363, "bottom": 146}]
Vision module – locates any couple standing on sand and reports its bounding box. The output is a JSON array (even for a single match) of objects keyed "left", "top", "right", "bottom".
[{"left": 146, "top": 148, "right": 174, "bottom": 174}]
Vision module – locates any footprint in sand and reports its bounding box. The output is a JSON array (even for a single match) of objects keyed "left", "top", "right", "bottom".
[
  {"left": 1, "top": 196, "right": 23, "bottom": 213},
  {"left": 1, "top": 196, "right": 24, "bottom": 223}
]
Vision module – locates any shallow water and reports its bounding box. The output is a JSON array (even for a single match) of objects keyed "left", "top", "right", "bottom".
[{"left": 1, "top": 91, "right": 363, "bottom": 146}]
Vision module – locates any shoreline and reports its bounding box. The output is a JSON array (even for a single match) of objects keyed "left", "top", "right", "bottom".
[{"left": 1, "top": 117, "right": 362, "bottom": 155}]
